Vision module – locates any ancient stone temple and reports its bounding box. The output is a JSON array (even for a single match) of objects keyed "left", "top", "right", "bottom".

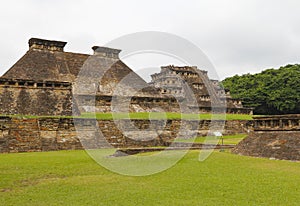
[
  {"left": 0, "top": 38, "right": 251, "bottom": 116},
  {"left": 0, "top": 37, "right": 254, "bottom": 153},
  {"left": 0, "top": 38, "right": 85, "bottom": 116},
  {"left": 150, "top": 65, "right": 251, "bottom": 114}
]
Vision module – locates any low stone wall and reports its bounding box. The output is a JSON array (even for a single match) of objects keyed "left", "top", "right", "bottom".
[
  {"left": 232, "top": 114, "right": 300, "bottom": 161},
  {"left": 76, "top": 94, "right": 181, "bottom": 113},
  {"left": 232, "top": 131, "right": 300, "bottom": 161},
  {"left": 0, "top": 116, "right": 251, "bottom": 153},
  {"left": 77, "top": 94, "right": 253, "bottom": 114},
  {"left": 0, "top": 117, "right": 81, "bottom": 153}
]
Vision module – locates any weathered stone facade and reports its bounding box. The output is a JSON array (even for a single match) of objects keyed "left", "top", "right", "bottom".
[
  {"left": 0, "top": 37, "right": 252, "bottom": 115},
  {"left": 0, "top": 78, "right": 75, "bottom": 116},
  {"left": 233, "top": 115, "right": 300, "bottom": 160},
  {"left": 0, "top": 116, "right": 250, "bottom": 153},
  {"left": 150, "top": 65, "right": 252, "bottom": 114}
]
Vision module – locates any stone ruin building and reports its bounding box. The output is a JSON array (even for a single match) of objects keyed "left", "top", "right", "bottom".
[
  {"left": 0, "top": 38, "right": 251, "bottom": 116},
  {"left": 233, "top": 114, "right": 300, "bottom": 161},
  {"left": 150, "top": 65, "right": 251, "bottom": 114},
  {"left": 1, "top": 38, "right": 300, "bottom": 160}
]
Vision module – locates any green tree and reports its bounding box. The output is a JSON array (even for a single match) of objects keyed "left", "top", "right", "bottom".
[{"left": 222, "top": 64, "right": 300, "bottom": 115}]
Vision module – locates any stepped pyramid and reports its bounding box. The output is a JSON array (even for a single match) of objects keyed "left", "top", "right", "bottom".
[{"left": 150, "top": 65, "right": 251, "bottom": 113}]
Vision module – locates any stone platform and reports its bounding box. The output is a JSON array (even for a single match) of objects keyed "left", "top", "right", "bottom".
[{"left": 232, "top": 114, "right": 300, "bottom": 161}]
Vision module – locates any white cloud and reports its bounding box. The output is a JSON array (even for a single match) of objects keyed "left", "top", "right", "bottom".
[{"left": 0, "top": 0, "right": 299, "bottom": 79}]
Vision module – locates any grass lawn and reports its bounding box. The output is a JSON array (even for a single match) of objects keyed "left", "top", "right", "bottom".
[
  {"left": 80, "top": 112, "right": 254, "bottom": 120},
  {"left": 1, "top": 150, "right": 300, "bottom": 205},
  {"left": 175, "top": 134, "right": 248, "bottom": 145}
]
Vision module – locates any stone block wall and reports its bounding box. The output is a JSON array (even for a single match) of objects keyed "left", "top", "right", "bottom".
[
  {"left": 0, "top": 117, "right": 81, "bottom": 153},
  {"left": 0, "top": 78, "right": 75, "bottom": 116},
  {"left": 0, "top": 116, "right": 250, "bottom": 153},
  {"left": 76, "top": 94, "right": 253, "bottom": 114},
  {"left": 76, "top": 94, "right": 181, "bottom": 113},
  {"left": 232, "top": 114, "right": 300, "bottom": 161},
  {"left": 232, "top": 131, "right": 300, "bottom": 161}
]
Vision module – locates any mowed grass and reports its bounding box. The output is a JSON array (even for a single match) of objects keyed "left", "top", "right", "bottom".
[
  {"left": 175, "top": 134, "right": 248, "bottom": 145},
  {"left": 1, "top": 150, "right": 300, "bottom": 205},
  {"left": 80, "top": 112, "right": 254, "bottom": 120}
]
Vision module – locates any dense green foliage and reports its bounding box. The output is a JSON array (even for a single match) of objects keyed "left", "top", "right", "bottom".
[
  {"left": 222, "top": 64, "right": 300, "bottom": 114},
  {"left": 1, "top": 150, "right": 300, "bottom": 205}
]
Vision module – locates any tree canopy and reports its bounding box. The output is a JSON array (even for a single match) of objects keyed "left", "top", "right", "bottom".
[{"left": 222, "top": 64, "right": 300, "bottom": 115}]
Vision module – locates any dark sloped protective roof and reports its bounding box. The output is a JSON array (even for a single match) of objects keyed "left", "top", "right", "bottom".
[
  {"left": 2, "top": 38, "right": 162, "bottom": 97},
  {"left": 3, "top": 49, "right": 90, "bottom": 82}
]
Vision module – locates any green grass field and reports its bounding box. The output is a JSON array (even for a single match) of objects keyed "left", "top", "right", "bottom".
[
  {"left": 1, "top": 150, "right": 299, "bottom": 205},
  {"left": 175, "top": 134, "right": 247, "bottom": 145},
  {"left": 81, "top": 112, "right": 254, "bottom": 120}
]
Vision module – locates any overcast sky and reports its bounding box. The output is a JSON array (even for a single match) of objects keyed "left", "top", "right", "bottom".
[{"left": 0, "top": 0, "right": 299, "bottom": 80}]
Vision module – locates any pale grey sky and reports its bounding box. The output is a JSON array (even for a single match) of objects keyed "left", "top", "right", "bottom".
[{"left": 0, "top": 0, "right": 299, "bottom": 80}]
